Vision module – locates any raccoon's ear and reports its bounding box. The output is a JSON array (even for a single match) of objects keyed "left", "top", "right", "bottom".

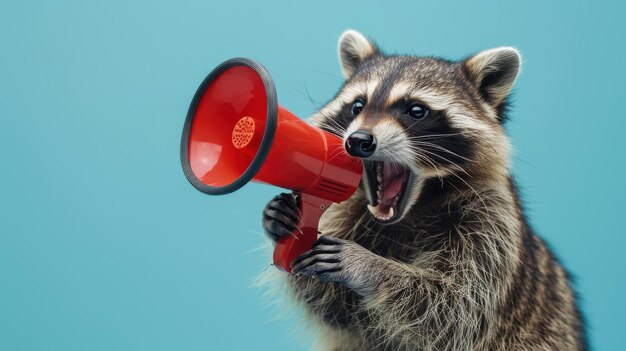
[
  {"left": 464, "top": 47, "right": 521, "bottom": 110},
  {"left": 338, "top": 30, "right": 378, "bottom": 79}
]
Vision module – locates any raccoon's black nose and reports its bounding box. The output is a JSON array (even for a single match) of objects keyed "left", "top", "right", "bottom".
[{"left": 345, "top": 131, "right": 377, "bottom": 158}]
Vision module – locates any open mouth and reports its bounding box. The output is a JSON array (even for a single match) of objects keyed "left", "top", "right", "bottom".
[{"left": 362, "top": 161, "right": 415, "bottom": 224}]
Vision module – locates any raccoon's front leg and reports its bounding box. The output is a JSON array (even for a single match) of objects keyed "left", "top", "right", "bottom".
[
  {"left": 262, "top": 193, "right": 301, "bottom": 243},
  {"left": 291, "top": 235, "right": 386, "bottom": 297}
]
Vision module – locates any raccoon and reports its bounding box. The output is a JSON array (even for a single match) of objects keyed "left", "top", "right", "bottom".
[{"left": 261, "top": 30, "right": 587, "bottom": 351}]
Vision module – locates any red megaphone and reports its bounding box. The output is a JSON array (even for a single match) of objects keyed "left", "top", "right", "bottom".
[{"left": 180, "top": 58, "right": 362, "bottom": 273}]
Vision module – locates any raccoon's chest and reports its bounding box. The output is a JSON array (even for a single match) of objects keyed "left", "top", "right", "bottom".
[
  {"left": 288, "top": 208, "right": 440, "bottom": 330},
  {"left": 288, "top": 275, "right": 368, "bottom": 329},
  {"left": 319, "top": 207, "right": 438, "bottom": 262}
]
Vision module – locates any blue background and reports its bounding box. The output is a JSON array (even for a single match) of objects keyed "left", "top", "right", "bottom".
[{"left": 1, "top": 1, "right": 624, "bottom": 350}]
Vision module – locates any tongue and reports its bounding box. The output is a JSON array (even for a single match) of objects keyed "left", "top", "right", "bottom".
[{"left": 382, "top": 163, "right": 404, "bottom": 201}]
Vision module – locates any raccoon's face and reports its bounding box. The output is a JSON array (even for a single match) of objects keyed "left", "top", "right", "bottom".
[{"left": 313, "top": 30, "right": 521, "bottom": 224}]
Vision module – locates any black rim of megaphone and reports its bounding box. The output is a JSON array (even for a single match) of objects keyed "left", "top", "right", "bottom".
[{"left": 180, "top": 57, "right": 278, "bottom": 195}]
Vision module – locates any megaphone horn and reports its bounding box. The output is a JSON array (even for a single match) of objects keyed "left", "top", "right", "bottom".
[{"left": 180, "top": 58, "right": 362, "bottom": 272}]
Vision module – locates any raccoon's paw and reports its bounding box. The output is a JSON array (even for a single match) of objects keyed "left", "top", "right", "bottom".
[
  {"left": 291, "top": 235, "right": 382, "bottom": 297},
  {"left": 262, "top": 193, "right": 301, "bottom": 242}
]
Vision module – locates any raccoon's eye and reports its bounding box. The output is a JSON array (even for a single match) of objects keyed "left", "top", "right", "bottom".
[
  {"left": 351, "top": 100, "right": 364, "bottom": 116},
  {"left": 406, "top": 102, "right": 428, "bottom": 119}
]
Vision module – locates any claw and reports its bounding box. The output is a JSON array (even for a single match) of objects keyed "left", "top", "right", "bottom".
[{"left": 262, "top": 193, "right": 304, "bottom": 242}]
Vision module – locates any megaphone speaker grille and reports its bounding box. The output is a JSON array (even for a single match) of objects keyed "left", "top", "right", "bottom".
[{"left": 231, "top": 116, "right": 255, "bottom": 149}]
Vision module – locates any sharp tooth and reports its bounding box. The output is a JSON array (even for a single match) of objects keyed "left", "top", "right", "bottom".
[
  {"left": 367, "top": 204, "right": 376, "bottom": 214},
  {"left": 389, "top": 207, "right": 395, "bottom": 218}
]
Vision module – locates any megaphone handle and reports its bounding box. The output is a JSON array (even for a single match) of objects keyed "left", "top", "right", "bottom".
[{"left": 272, "top": 193, "right": 331, "bottom": 273}]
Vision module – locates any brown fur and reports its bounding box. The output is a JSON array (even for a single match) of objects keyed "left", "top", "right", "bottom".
[{"left": 262, "top": 30, "right": 586, "bottom": 351}]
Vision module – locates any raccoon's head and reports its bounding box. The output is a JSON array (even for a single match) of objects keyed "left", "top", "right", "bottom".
[{"left": 312, "top": 30, "right": 521, "bottom": 224}]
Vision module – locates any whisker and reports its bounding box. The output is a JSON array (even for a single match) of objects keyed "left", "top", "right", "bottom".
[
  {"left": 410, "top": 141, "right": 474, "bottom": 163},
  {"left": 304, "top": 69, "right": 345, "bottom": 82}
]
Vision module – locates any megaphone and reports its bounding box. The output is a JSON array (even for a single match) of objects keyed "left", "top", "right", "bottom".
[{"left": 180, "top": 58, "right": 362, "bottom": 272}]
